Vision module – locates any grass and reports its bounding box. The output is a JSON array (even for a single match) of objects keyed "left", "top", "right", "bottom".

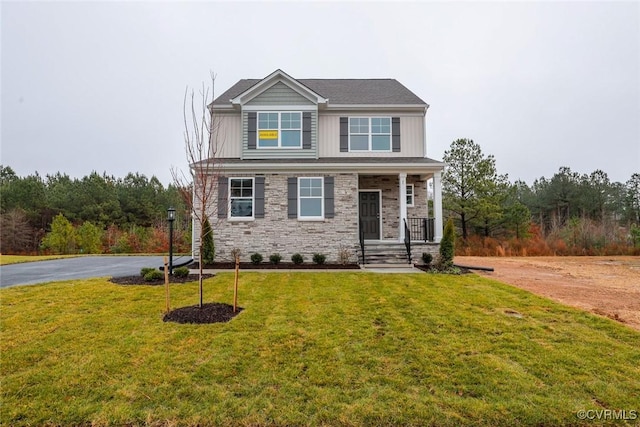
[
  {"left": 0, "top": 254, "right": 80, "bottom": 265},
  {"left": 1, "top": 272, "right": 639, "bottom": 426}
]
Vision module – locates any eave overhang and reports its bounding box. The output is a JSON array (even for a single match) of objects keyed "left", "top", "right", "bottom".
[{"left": 193, "top": 158, "right": 445, "bottom": 176}]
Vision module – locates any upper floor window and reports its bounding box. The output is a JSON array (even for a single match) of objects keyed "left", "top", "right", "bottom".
[
  {"left": 229, "top": 178, "right": 254, "bottom": 219},
  {"left": 258, "top": 112, "right": 302, "bottom": 148},
  {"left": 349, "top": 117, "right": 391, "bottom": 152}
]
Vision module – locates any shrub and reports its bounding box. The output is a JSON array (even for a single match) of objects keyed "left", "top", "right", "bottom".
[
  {"left": 269, "top": 253, "right": 282, "bottom": 265},
  {"left": 438, "top": 218, "right": 455, "bottom": 269},
  {"left": 173, "top": 266, "right": 189, "bottom": 278},
  {"left": 291, "top": 253, "right": 304, "bottom": 265},
  {"left": 140, "top": 267, "right": 156, "bottom": 277},
  {"left": 337, "top": 245, "right": 353, "bottom": 265},
  {"left": 143, "top": 269, "right": 164, "bottom": 282},
  {"left": 202, "top": 218, "right": 215, "bottom": 265},
  {"left": 312, "top": 253, "right": 326, "bottom": 265},
  {"left": 250, "top": 253, "right": 263, "bottom": 264},
  {"left": 422, "top": 252, "right": 433, "bottom": 265}
]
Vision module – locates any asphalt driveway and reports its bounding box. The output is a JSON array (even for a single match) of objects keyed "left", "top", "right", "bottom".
[{"left": 0, "top": 256, "right": 181, "bottom": 288}]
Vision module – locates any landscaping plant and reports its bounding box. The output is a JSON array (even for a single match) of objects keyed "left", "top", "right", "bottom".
[
  {"left": 438, "top": 218, "right": 455, "bottom": 270},
  {"left": 201, "top": 218, "right": 215, "bottom": 265},
  {"left": 422, "top": 252, "right": 433, "bottom": 266},
  {"left": 269, "top": 253, "right": 282, "bottom": 265},
  {"left": 173, "top": 266, "right": 190, "bottom": 278},
  {"left": 312, "top": 253, "right": 326, "bottom": 265},
  {"left": 140, "top": 267, "right": 156, "bottom": 277},
  {"left": 143, "top": 269, "right": 164, "bottom": 282}
]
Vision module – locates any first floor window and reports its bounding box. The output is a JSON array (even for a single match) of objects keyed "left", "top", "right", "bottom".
[
  {"left": 349, "top": 117, "right": 391, "bottom": 151},
  {"left": 298, "top": 177, "right": 323, "bottom": 219},
  {"left": 229, "top": 178, "right": 254, "bottom": 218},
  {"left": 406, "top": 184, "right": 414, "bottom": 207},
  {"left": 258, "top": 111, "right": 302, "bottom": 148}
]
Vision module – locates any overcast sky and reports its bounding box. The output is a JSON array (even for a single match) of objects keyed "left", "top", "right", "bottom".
[{"left": 2, "top": 1, "right": 638, "bottom": 187}]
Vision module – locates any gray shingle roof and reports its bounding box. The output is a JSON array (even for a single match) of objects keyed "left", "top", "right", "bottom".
[{"left": 213, "top": 78, "right": 427, "bottom": 106}]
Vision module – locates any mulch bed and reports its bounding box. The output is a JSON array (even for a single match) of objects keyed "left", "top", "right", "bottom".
[
  {"left": 110, "top": 274, "right": 215, "bottom": 286},
  {"left": 414, "top": 264, "right": 471, "bottom": 274},
  {"left": 163, "top": 303, "right": 243, "bottom": 324},
  {"left": 195, "top": 262, "right": 360, "bottom": 270}
]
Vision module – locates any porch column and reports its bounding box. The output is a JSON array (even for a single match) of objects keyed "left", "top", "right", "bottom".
[
  {"left": 399, "top": 173, "right": 407, "bottom": 240},
  {"left": 433, "top": 171, "right": 443, "bottom": 242}
]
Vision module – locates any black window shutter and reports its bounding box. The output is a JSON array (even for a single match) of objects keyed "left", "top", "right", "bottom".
[
  {"left": 218, "top": 176, "right": 228, "bottom": 218},
  {"left": 287, "top": 177, "right": 297, "bottom": 219},
  {"left": 392, "top": 117, "right": 401, "bottom": 152},
  {"left": 248, "top": 112, "right": 257, "bottom": 149},
  {"left": 302, "top": 112, "right": 312, "bottom": 149},
  {"left": 339, "top": 117, "right": 348, "bottom": 152},
  {"left": 254, "top": 177, "right": 265, "bottom": 218},
  {"left": 324, "top": 176, "right": 334, "bottom": 218}
]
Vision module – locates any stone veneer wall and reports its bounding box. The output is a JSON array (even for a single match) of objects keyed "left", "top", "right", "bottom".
[
  {"left": 212, "top": 173, "right": 359, "bottom": 263},
  {"left": 358, "top": 175, "right": 428, "bottom": 240}
]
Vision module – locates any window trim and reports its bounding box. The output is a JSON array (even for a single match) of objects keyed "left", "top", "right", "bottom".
[
  {"left": 297, "top": 176, "right": 324, "bottom": 221},
  {"left": 257, "top": 111, "right": 303, "bottom": 149},
  {"left": 228, "top": 177, "right": 255, "bottom": 221},
  {"left": 406, "top": 184, "right": 415, "bottom": 207},
  {"left": 348, "top": 117, "right": 392, "bottom": 152}
]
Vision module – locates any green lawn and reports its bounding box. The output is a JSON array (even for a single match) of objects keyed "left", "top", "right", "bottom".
[{"left": 1, "top": 272, "right": 639, "bottom": 426}]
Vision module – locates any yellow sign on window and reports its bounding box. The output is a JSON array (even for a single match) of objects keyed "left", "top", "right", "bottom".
[{"left": 259, "top": 130, "right": 278, "bottom": 139}]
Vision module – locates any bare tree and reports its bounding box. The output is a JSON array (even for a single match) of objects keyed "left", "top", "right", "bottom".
[
  {"left": 0, "top": 208, "right": 35, "bottom": 254},
  {"left": 171, "top": 72, "right": 225, "bottom": 308}
]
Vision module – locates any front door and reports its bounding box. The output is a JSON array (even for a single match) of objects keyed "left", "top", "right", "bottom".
[{"left": 359, "top": 191, "right": 381, "bottom": 240}]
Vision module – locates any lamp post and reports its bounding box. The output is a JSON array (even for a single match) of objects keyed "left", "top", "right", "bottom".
[{"left": 167, "top": 207, "right": 176, "bottom": 275}]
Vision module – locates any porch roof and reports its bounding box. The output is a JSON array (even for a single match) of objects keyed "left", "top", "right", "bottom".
[{"left": 193, "top": 157, "right": 445, "bottom": 175}]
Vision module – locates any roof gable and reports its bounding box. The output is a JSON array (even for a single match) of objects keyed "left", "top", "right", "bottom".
[{"left": 227, "top": 69, "right": 327, "bottom": 107}]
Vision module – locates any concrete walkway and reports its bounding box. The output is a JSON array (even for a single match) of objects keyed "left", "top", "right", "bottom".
[{"left": 196, "top": 264, "right": 422, "bottom": 275}]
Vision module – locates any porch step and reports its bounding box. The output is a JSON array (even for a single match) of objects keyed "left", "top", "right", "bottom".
[{"left": 357, "top": 243, "right": 412, "bottom": 265}]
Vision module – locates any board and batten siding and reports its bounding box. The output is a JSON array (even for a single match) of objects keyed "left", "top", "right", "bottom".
[
  {"left": 246, "top": 81, "right": 315, "bottom": 106},
  {"left": 318, "top": 114, "right": 425, "bottom": 158},
  {"left": 241, "top": 110, "right": 318, "bottom": 159},
  {"left": 212, "top": 113, "right": 242, "bottom": 158}
]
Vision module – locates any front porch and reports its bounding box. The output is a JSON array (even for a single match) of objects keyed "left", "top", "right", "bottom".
[{"left": 357, "top": 172, "right": 443, "bottom": 264}]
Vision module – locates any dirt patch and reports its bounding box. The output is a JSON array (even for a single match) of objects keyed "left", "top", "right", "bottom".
[
  {"left": 455, "top": 256, "right": 640, "bottom": 331},
  {"left": 163, "top": 303, "right": 242, "bottom": 324}
]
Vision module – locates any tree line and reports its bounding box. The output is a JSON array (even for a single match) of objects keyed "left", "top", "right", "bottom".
[
  {"left": 0, "top": 166, "right": 191, "bottom": 254},
  {"left": 2, "top": 147, "right": 639, "bottom": 257},
  {"left": 442, "top": 139, "right": 640, "bottom": 255}
]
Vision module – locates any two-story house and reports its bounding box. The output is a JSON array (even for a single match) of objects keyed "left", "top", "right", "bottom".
[{"left": 193, "top": 69, "right": 445, "bottom": 264}]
